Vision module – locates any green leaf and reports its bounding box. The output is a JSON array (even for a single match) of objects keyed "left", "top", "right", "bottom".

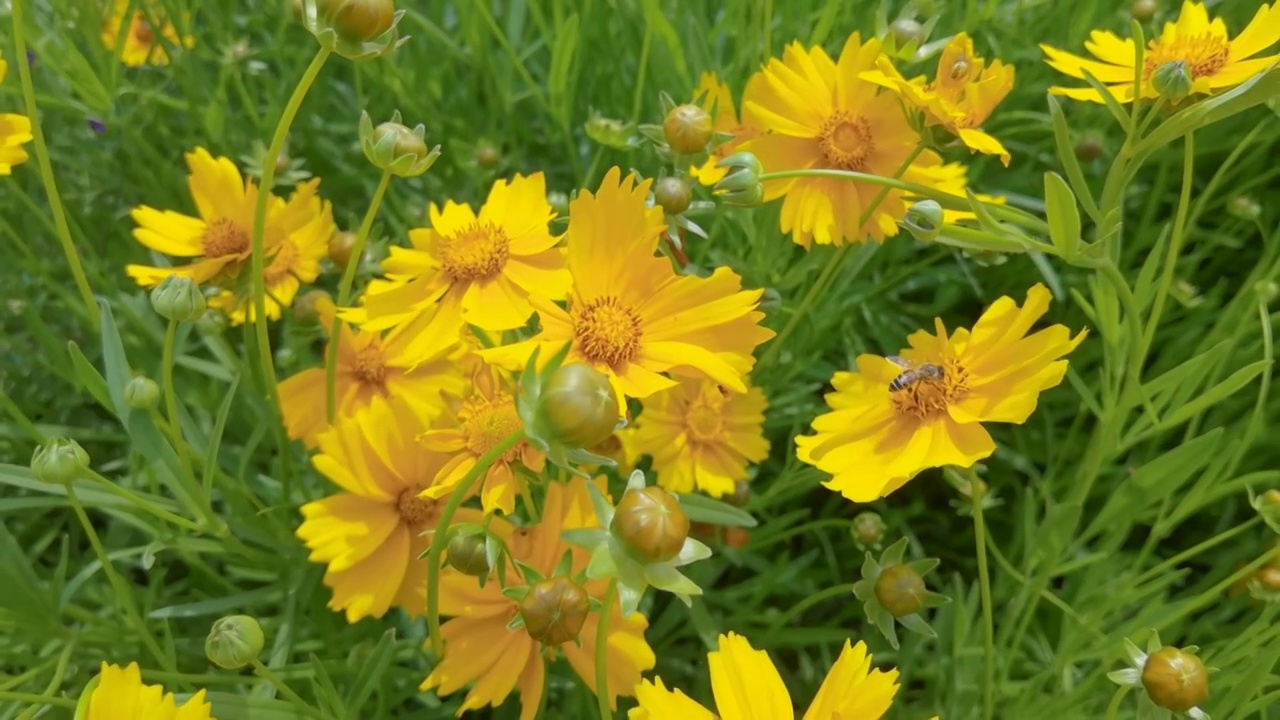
[
  {"left": 1043, "top": 172, "right": 1081, "bottom": 260},
  {"left": 547, "top": 13, "right": 580, "bottom": 126},
  {"left": 643, "top": 0, "right": 689, "bottom": 86},
  {"left": 1141, "top": 340, "right": 1229, "bottom": 410},
  {"left": 66, "top": 340, "right": 114, "bottom": 412},
  {"left": 97, "top": 299, "right": 134, "bottom": 422},
  {"left": 1157, "top": 360, "right": 1271, "bottom": 430},
  {"left": 677, "top": 492, "right": 757, "bottom": 528},
  {"left": 1137, "top": 68, "right": 1280, "bottom": 155},
  {"left": 0, "top": 522, "right": 57, "bottom": 634},
  {"left": 1077, "top": 69, "right": 1131, "bottom": 132},
  {"left": 1047, "top": 95, "right": 1101, "bottom": 222},
  {"left": 206, "top": 695, "right": 311, "bottom": 719},
  {"left": 203, "top": 373, "right": 241, "bottom": 495},
  {"left": 148, "top": 588, "right": 280, "bottom": 619},
  {"left": 344, "top": 630, "right": 397, "bottom": 713},
  {"left": 1084, "top": 429, "right": 1222, "bottom": 536}
]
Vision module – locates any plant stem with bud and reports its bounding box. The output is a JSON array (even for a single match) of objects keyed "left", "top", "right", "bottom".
[{"left": 969, "top": 469, "right": 996, "bottom": 720}]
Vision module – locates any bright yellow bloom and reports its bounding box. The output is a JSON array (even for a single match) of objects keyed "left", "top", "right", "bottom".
[
  {"left": 627, "top": 378, "right": 769, "bottom": 498},
  {"left": 797, "top": 284, "right": 1085, "bottom": 501},
  {"left": 278, "top": 297, "right": 464, "bottom": 448},
  {"left": 479, "top": 167, "right": 774, "bottom": 407},
  {"left": 80, "top": 662, "right": 213, "bottom": 719},
  {"left": 864, "top": 33, "right": 1015, "bottom": 166},
  {"left": 689, "top": 72, "right": 766, "bottom": 186},
  {"left": 0, "top": 53, "right": 32, "bottom": 175},
  {"left": 296, "top": 396, "right": 478, "bottom": 622},
  {"left": 125, "top": 148, "right": 335, "bottom": 324},
  {"left": 421, "top": 477, "right": 654, "bottom": 719},
  {"left": 629, "top": 632, "right": 899, "bottom": 719},
  {"left": 102, "top": 0, "right": 195, "bottom": 67},
  {"left": 351, "top": 172, "right": 569, "bottom": 332},
  {"left": 1042, "top": 1, "right": 1280, "bottom": 103}
]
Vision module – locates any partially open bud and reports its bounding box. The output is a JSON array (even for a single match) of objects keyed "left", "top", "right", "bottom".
[
  {"left": 1152, "top": 61, "right": 1193, "bottom": 102},
  {"left": 294, "top": 289, "right": 332, "bottom": 325},
  {"left": 851, "top": 511, "right": 887, "bottom": 550},
  {"left": 874, "top": 564, "right": 926, "bottom": 617},
  {"left": 1074, "top": 135, "right": 1105, "bottom": 163},
  {"left": 360, "top": 111, "right": 441, "bottom": 177},
  {"left": 328, "top": 230, "right": 357, "bottom": 267},
  {"left": 150, "top": 275, "right": 206, "bottom": 322},
  {"left": 205, "top": 615, "right": 265, "bottom": 670},
  {"left": 320, "top": 0, "right": 395, "bottom": 43},
  {"left": 663, "top": 104, "right": 713, "bottom": 154},
  {"left": 446, "top": 532, "right": 490, "bottom": 577},
  {"left": 889, "top": 18, "right": 924, "bottom": 47},
  {"left": 1141, "top": 646, "right": 1208, "bottom": 712},
  {"left": 713, "top": 152, "right": 764, "bottom": 207},
  {"left": 1131, "top": 0, "right": 1157, "bottom": 22},
  {"left": 31, "top": 438, "right": 90, "bottom": 484},
  {"left": 904, "top": 200, "right": 944, "bottom": 242},
  {"left": 654, "top": 176, "right": 693, "bottom": 216},
  {"left": 537, "top": 363, "right": 619, "bottom": 449},
  {"left": 124, "top": 376, "right": 161, "bottom": 411},
  {"left": 1228, "top": 195, "right": 1261, "bottom": 221},
  {"left": 519, "top": 577, "right": 589, "bottom": 646},
  {"left": 612, "top": 486, "right": 690, "bottom": 563},
  {"left": 474, "top": 142, "right": 501, "bottom": 169}
]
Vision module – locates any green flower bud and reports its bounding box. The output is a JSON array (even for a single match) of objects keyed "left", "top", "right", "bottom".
[
  {"left": 1141, "top": 646, "right": 1208, "bottom": 713},
  {"left": 446, "top": 532, "right": 490, "bottom": 577},
  {"left": 1152, "top": 61, "right": 1193, "bottom": 102},
  {"left": 30, "top": 438, "right": 90, "bottom": 484},
  {"left": 1256, "top": 281, "right": 1279, "bottom": 303},
  {"left": 712, "top": 152, "right": 765, "bottom": 207},
  {"left": 150, "top": 275, "right": 206, "bottom": 322},
  {"left": 474, "top": 142, "right": 501, "bottom": 169},
  {"left": 124, "top": 376, "right": 161, "bottom": 411},
  {"left": 294, "top": 289, "right": 333, "bottom": 325},
  {"left": 612, "top": 486, "right": 690, "bottom": 563},
  {"left": 1074, "top": 135, "right": 1105, "bottom": 163},
  {"left": 851, "top": 511, "right": 887, "bottom": 550},
  {"left": 328, "top": 230, "right": 357, "bottom": 268},
  {"left": 584, "top": 115, "right": 638, "bottom": 150},
  {"left": 874, "top": 564, "right": 926, "bottom": 617},
  {"left": 889, "top": 18, "right": 924, "bottom": 47},
  {"left": 320, "top": 0, "right": 395, "bottom": 43},
  {"left": 1131, "top": 0, "right": 1157, "bottom": 22},
  {"left": 1255, "top": 488, "right": 1280, "bottom": 533},
  {"left": 654, "top": 176, "right": 694, "bottom": 216},
  {"left": 663, "top": 104, "right": 713, "bottom": 154},
  {"left": 519, "top": 577, "right": 589, "bottom": 646},
  {"left": 538, "top": 363, "right": 620, "bottom": 449},
  {"left": 1228, "top": 195, "right": 1261, "bottom": 221},
  {"left": 359, "top": 111, "right": 441, "bottom": 177},
  {"left": 206, "top": 615, "right": 265, "bottom": 670},
  {"left": 904, "top": 200, "right": 944, "bottom": 242}
]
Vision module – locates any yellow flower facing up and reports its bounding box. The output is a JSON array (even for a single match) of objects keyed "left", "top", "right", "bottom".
[
  {"left": 1042, "top": 1, "right": 1280, "bottom": 103},
  {"left": 125, "top": 148, "right": 335, "bottom": 324},
  {"left": 421, "top": 477, "right": 655, "bottom": 719},
  {"left": 864, "top": 33, "right": 1015, "bottom": 166},
  {"left": 0, "top": 53, "right": 32, "bottom": 175},
  {"left": 479, "top": 167, "right": 774, "bottom": 408},
  {"left": 630, "top": 632, "right": 899, "bottom": 720},
  {"left": 78, "top": 662, "right": 213, "bottom": 720},
  {"left": 350, "top": 172, "right": 570, "bottom": 332},
  {"left": 102, "top": 0, "right": 195, "bottom": 67},
  {"left": 627, "top": 378, "right": 769, "bottom": 499},
  {"left": 797, "top": 284, "right": 1085, "bottom": 502},
  {"left": 689, "top": 72, "right": 766, "bottom": 186}
]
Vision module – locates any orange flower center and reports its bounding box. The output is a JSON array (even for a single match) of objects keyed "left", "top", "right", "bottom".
[
  {"left": 1144, "top": 33, "right": 1229, "bottom": 80},
  {"left": 352, "top": 342, "right": 388, "bottom": 388},
  {"left": 685, "top": 392, "right": 726, "bottom": 443},
  {"left": 818, "top": 111, "right": 874, "bottom": 171},
  {"left": 264, "top": 240, "right": 298, "bottom": 286},
  {"left": 573, "top": 296, "right": 643, "bottom": 368},
  {"left": 890, "top": 357, "right": 970, "bottom": 420},
  {"left": 438, "top": 221, "right": 510, "bottom": 282},
  {"left": 201, "top": 218, "right": 251, "bottom": 258},
  {"left": 396, "top": 487, "right": 439, "bottom": 528},
  {"left": 459, "top": 391, "right": 523, "bottom": 461}
]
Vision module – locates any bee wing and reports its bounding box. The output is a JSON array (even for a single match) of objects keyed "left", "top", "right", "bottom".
[{"left": 886, "top": 355, "right": 912, "bottom": 369}]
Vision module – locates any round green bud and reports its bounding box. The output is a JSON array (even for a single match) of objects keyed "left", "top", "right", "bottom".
[
  {"left": 1228, "top": 195, "right": 1261, "bottom": 222},
  {"left": 374, "top": 122, "right": 429, "bottom": 164},
  {"left": 874, "top": 564, "right": 926, "bottom": 617},
  {"left": 538, "top": 363, "right": 620, "bottom": 449},
  {"left": 663, "top": 104, "right": 714, "bottom": 154},
  {"left": 321, "top": 0, "right": 396, "bottom": 43},
  {"left": 206, "top": 615, "right": 265, "bottom": 670},
  {"left": 851, "top": 511, "right": 887, "bottom": 550},
  {"left": 1131, "top": 0, "right": 1157, "bottom": 22},
  {"left": 150, "top": 275, "right": 207, "bottom": 323},
  {"left": 1141, "top": 646, "right": 1208, "bottom": 712},
  {"left": 446, "top": 532, "right": 490, "bottom": 577},
  {"left": 520, "top": 577, "right": 589, "bottom": 646},
  {"left": 124, "top": 376, "right": 161, "bottom": 411},
  {"left": 30, "top": 438, "right": 90, "bottom": 485},
  {"left": 1152, "top": 61, "right": 1193, "bottom": 101},
  {"left": 904, "top": 200, "right": 944, "bottom": 242},
  {"left": 474, "top": 142, "right": 501, "bottom": 169},
  {"left": 293, "top": 289, "right": 333, "bottom": 325},
  {"left": 612, "top": 486, "right": 690, "bottom": 563},
  {"left": 328, "top": 230, "right": 357, "bottom": 268},
  {"left": 889, "top": 18, "right": 924, "bottom": 47},
  {"left": 654, "top": 176, "right": 693, "bottom": 216}
]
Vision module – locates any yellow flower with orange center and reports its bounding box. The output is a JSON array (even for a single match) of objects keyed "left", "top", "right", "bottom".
[
  {"left": 689, "top": 72, "right": 766, "bottom": 186},
  {"left": 1042, "top": 1, "right": 1280, "bottom": 103},
  {"left": 797, "top": 284, "right": 1086, "bottom": 502},
  {"left": 78, "top": 662, "right": 214, "bottom": 719},
  {"left": 101, "top": 0, "right": 195, "bottom": 67},
  {"left": 0, "top": 53, "right": 32, "bottom": 176},
  {"left": 627, "top": 378, "right": 769, "bottom": 498},
  {"left": 479, "top": 167, "right": 774, "bottom": 408},
  {"left": 421, "top": 477, "right": 654, "bottom": 719}
]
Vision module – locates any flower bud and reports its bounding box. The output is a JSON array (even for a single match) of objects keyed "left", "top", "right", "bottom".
[
  {"left": 851, "top": 511, "right": 887, "bottom": 550},
  {"left": 446, "top": 532, "right": 490, "bottom": 577},
  {"left": 612, "top": 486, "right": 690, "bottom": 563},
  {"left": 519, "top": 577, "right": 589, "bottom": 646},
  {"left": 904, "top": 200, "right": 944, "bottom": 242},
  {"left": 888, "top": 18, "right": 924, "bottom": 47},
  {"left": 30, "top": 438, "right": 90, "bottom": 484},
  {"left": 874, "top": 564, "right": 926, "bottom": 617},
  {"left": 293, "top": 289, "right": 332, "bottom": 325},
  {"left": 1152, "top": 61, "right": 1193, "bottom": 102},
  {"left": 1253, "top": 488, "right": 1280, "bottom": 533},
  {"left": 124, "top": 376, "right": 161, "bottom": 411},
  {"left": 474, "top": 142, "right": 501, "bottom": 169},
  {"left": 1141, "top": 646, "right": 1208, "bottom": 712},
  {"left": 1256, "top": 565, "right": 1280, "bottom": 593},
  {"left": 206, "top": 615, "right": 265, "bottom": 670},
  {"left": 321, "top": 0, "right": 395, "bottom": 43},
  {"left": 360, "top": 111, "right": 440, "bottom": 177},
  {"left": 724, "top": 527, "right": 750, "bottom": 549},
  {"left": 1228, "top": 195, "right": 1261, "bottom": 221},
  {"left": 653, "top": 176, "right": 693, "bottom": 216},
  {"left": 1255, "top": 280, "right": 1279, "bottom": 303},
  {"left": 1074, "top": 135, "right": 1105, "bottom": 163},
  {"left": 150, "top": 275, "right": 206, "bottom": 322},
  {"left": 1131, "top": 0, "right": 1157, "bottom": 22},
  {"left": 328, "top": 230, "right": 357, "bottom": 267},
  {"left": 663, "top": 104, "right": 714, "bottom": 154},
  {"left": 538, "top": 363, "right": 620, "bottom": 449},
  {"left": 713, "top": 152, "right": 765, "bottom": 207}
]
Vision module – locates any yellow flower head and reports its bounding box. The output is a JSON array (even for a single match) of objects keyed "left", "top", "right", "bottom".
[
  {"left": 296, "top": 396, "right": 476, "bottom": 623},
  {"left": 79, "top": 662, "right": 214, "bottom": 720},
  {"left": 421, "top": 477, "right": 655, "bottom": 719},
  {"left": 0, "top": 53, "right": 33, "bottom": 176},
  {"left": 629, "top": 632, "right": 899, "bottom": 719},
  {"left": 351, "top": 172, "right": 569, "bottom": 332},
  {"left": 125, "top": 148, "right": 336, "bottom": 324},
  {"left": 689, "top": 72, "right": 766, "bottom": 186},
  {"left": 864, "top": 33, "right": 1015, "bottom": 166},
  {"left": 102, "top": 0, "right": 196, "bottom": 67},
  {"left": 479, "top": 167, "right": 774, "bottom": 408},
  {"left": 627, "top": 377, "right": 770, "bottom": 498},
  {"left": 1042, "top": 1, "right": 1280, "bottom": 103},
  {"left": 797, "top": 284, "right": 1086, "bottom": 502}
]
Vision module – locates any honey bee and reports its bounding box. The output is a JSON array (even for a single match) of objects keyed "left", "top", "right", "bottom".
[{"left": 886, "top": 355, "right": 945, "bottom": 392}]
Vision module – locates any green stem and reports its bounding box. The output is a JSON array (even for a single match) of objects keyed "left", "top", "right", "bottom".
[
  {"left": 1133, "top": 516, "right": 1261, "bottom": 587},
  {"left": 10, "top": 0, "right": 99, "bottom": 329},
  {"left": 84, "top": 470, "right": 203, "bottom": 532},
  {"left": 1137, "top": 132, "right": 1194, "bottom": 364},
  {"left": 1103, "top": 686, "right": 1129, "bottom": 720},
  {"left": 595, "top": 579, "right": 618, "bottom": 720},
  {"left": 0, "top": 693, "right": 76, "bottom": 710},
  {"left": 426, "top": 430, "right": 528, "bottom": 656},
  {"left": 971, "top": 472, "right": 996, "bottom": 720},
  {"left": 250, "top": 659, "right": 321, "bottom": 718},
  {"left": 159, "top": 320, "right": 221, "bottom": 530}
]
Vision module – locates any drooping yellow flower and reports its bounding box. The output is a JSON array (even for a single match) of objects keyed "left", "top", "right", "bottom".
[
  {"left": 689, "top": 72, "right": 767, "bottom": 186},
  {"left": 627, "top": 378, "right": 769, "bottom": 498},
  {"left": 125, "top": 148, "right": 335, "bottom": 324},
  {"left": 421, "top": 477, "right": 655, "bottom": 719},
  {"left": 863, "top": 33, "right": 1015, "bottom": 165},
  {"left": 296, "top": 396, "right": 478, "bottom": 623},
  {"left": 629, "top": 632, "right": 899, "bottom": 719},
  {"left": 102, "top": 0, "right": 195, "bottom": 67},
  {"left": 350, "top": 172, "right": 569, "bottom": 332},
  {"left": 740, "top": 33, "right": 955, "bottom": 248},
  {"left": 278, "top": 297, "right": 464, "bottom": 448},
  {"left": 79, "top": 662, "right": 214, "bottom": 720},
  {"left": 797, "top": 284, "right": 1086, "bottom": 501},
  {"left": 0, "top": 53, "right": 32, "bottom": 176},
  {"left": 479, "top": 167, "right": 774, "bottom": 407},
  {"left": 1041, "top": 1, "right": 1280, "bottom": 103}
]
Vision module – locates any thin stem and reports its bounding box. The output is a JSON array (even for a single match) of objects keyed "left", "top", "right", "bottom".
[
  {"left": 595, "top": 579, "right": 618, "bottom": 720},
  {"left": 84, "top": 470, "right": 203, "bottom": 532},
  {"left": 159, "top": 320, "right": 220, "bottom": 530},
  {"left": 970, "top": 472, "right": 996, "bottom": 720},
  {"left": 250, "top": 659, "right": 321, "bottom": 718},
  {"left": 0, "top": 693, "right": 76, "bottom": 710},
  {"left": 1134, "top": 516, "right": 1261, "bottom": 587},
  {"left": 1104, "top": 686, "right": 1129, "bottom": 720},
  {"left": 1137, "top": 132, "right": 1194, "bottom": 364}
]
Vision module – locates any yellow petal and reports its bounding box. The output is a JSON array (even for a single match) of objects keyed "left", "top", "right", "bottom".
[
  {"left": 802, "top": 640, "right": 900, "bottom": 720},
  {"left": 629, "top": 678, "right": 717, "bottom": 720},
  {"left": 707, "top": 632, "right": 793, "bottom": 719},
  {"left": 1230, "top": 3, "right": 1280, "bottom": 61}
]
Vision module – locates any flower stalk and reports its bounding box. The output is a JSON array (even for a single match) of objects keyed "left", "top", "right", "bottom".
[
  {"left": 595, "top": 578, "right": 618, "bottom": 720},
  {"left": 970, "top": 469, "right": 996, "bottom": 720}
]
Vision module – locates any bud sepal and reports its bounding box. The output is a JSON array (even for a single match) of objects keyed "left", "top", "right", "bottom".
[
  {"left": 301, "top": 0, "right": 407, "bottom": 61},
  {"left": 712, "top": 152, "right": 765, "bottom": 207},
  {"left": 516, "top": 344, "right": 625, "bottom": 476},
  {"left": 359, "top": 111, "right": 441, "bottom": 177},
  {"left": 851, "top": 537, "right": 950, "bottom": 650}
]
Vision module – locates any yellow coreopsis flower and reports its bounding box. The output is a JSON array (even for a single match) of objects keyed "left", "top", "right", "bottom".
[
  {"left": 102, "top": 0, "right": 196, "bottom": 67},
  {"left": 863, "top": 33, "right": 1015, "bottom": 166},
  {"left": 630, "top": 632, "right": 899, "bottom": 719},
  {"left": 1041, "top": 1, "right": 1280, "bottom": 103},
  {"left": 78, "top": 662, "right": 213, "bottom": 719},
  {"left": 125, "top": 148, "right": 335, "bottom": 324},
  {"left": 689, "top": 72, "right": 766, "bottom": 186},
  {"left": 797, "top": 284, "right": 1086, "bottom": 501},
  {"left": 479, "top": 167, "right": 774, "bottom": 407},
  {"left": 0, "top": 53, "right": 33, "bottom": 175},
  {"left": 421, "top": 477, "right": 655, "bottom": 719},
  {"left": 627, "top": 378, "right": 769, "bottom": 499}
]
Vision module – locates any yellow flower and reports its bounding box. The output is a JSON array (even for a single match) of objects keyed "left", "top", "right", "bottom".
[
  {"left": 1041, "top": 1, "right": 1280, "bottom": 103},
  {"left": 627, "top": 378, "right": 769, "bottom": 498},
  {"left": 629, "top": 632, "right": 899, "bottom": 719},
  {"left": 479, "top": 167, "right": 774, "bottom": 407},
  {"left": 421, "top": 477, "right": 655, "bottom": 719},
  {"left": 863, "top": 33, "right": 1015, "bottom": 166},
  {"left": 79, "top": 662, "right": 213, "bottom": 719},
  {"left": 296, "top": 396, "right": 478, "bottom": 623},
  {"left": 797, "top": 284, "right": 1086, "bottom": 501},
  {"left": 350, "top": 172, "right": 569, "bottom": 332},
  {"left": 689, "top": 72, "right": 766, "bottom": 186},
  {"left": 125, "top": 148, "right": 335, "bottom": 324},
  {"left": 278, "top": 297, "right": 464, "bottom": 448},
  {"left": 101, "top": 0, "right": 195, "bottom": 67},
  {"left": 0, "top": 53, "right": 32, "bottom": 176}
]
